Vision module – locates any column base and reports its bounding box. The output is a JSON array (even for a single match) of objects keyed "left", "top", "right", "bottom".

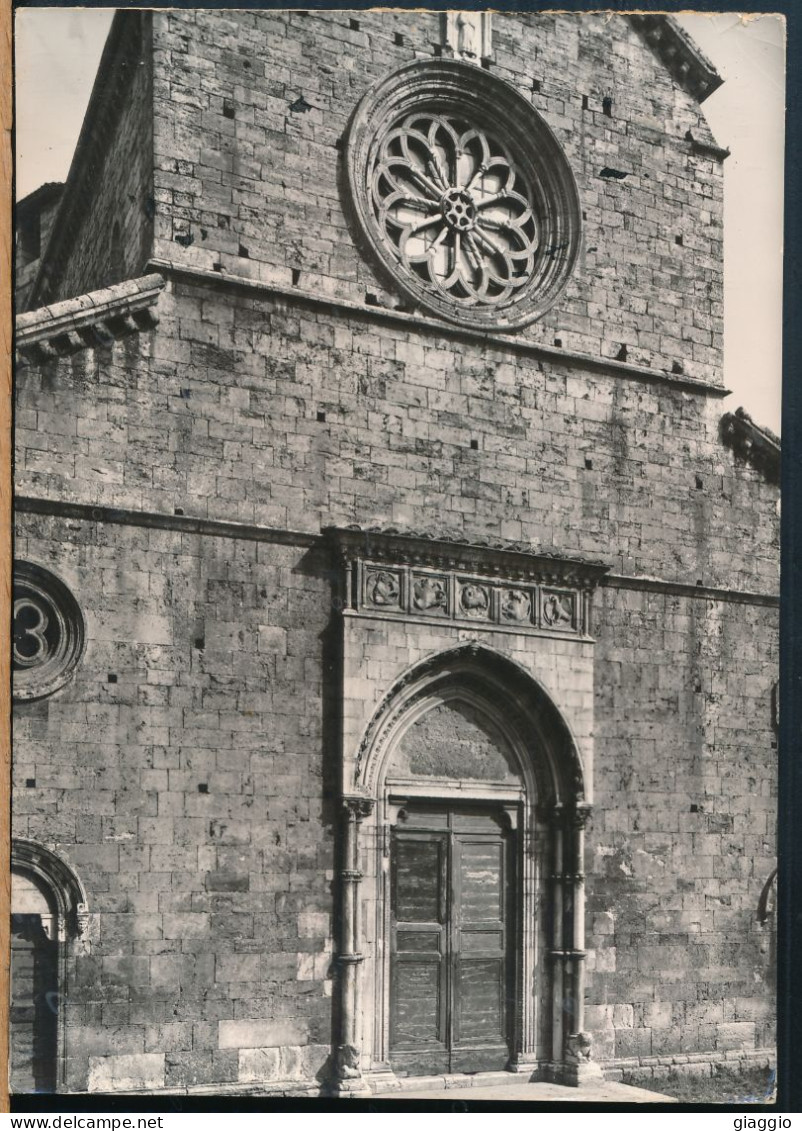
[
  {"left": 327, "top": 1078, "right": 374, "bottom": 1098},
  {"left": 506, "top": 1054, "right": 540, "bottom": 1079},
  {"left": 562, "top": 1033, "right": 606, "bottom": 1087},
  {"left": 325, "top": 1045, "right": 373, "bottom": 1098},
  {"left": 362, "top": 1064, "right": 403, "bottom": 1093}
]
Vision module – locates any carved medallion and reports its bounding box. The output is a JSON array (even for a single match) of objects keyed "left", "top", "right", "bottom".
[
  {"left": 500, "top": 588, "right": 532, "bottom": 623},
  {"left": 412, "top": 574, "right": 448, "bottom": 614},
  {"left": 542, "top": 590, "right": 574, "bottom": 629},
  {"left": 365, "top": 569, "right": 402, "bottom": 609},
  {"left": 459, "top": 582, "right": 490, "bottom": 619},
  {"left": 344, "top": 61, "right": 581, "bottom": 331},
  {"left": 13, "top": 562, "right": 85, "bottom": 701}
]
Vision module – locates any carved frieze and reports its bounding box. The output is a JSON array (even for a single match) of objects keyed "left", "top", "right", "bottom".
[
  {"left": 542, "top": 590, "right": 575, "bottom": 631},
  {"left": 412, "top": 574, "right": 449, "bottom": 615},
  {"left": 327, "top": 527, "right": 609, "bottom": 639}
]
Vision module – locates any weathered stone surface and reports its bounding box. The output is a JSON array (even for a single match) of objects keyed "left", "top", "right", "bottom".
[
  {"left": 11, "top": 6, "right": 777, "bottom": 1099},
  {"left": 87, "top": 1053, "right": 165, "bottom": 1093},
  {"left": 219, "top": 1020, "right": 309, "bottom": 1050}
]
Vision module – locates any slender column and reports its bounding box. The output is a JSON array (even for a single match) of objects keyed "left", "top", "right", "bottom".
[
  {"left": 333, "top": 796, "right": 373, "bottom": 1094},
  {"left": 343, "top": 558, "right": 355, "bottom": 611},
  {"left": 563, "top": 802, "right": 603, "bottom": 1086},
  {"left": 572, "top": 804, "right": 589, "bottom": 1034},
  {"left": 549, "top": 803, "right": 565, "bottom": 1073}
]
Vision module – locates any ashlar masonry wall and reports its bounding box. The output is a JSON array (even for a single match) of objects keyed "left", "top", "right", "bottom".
[
  {"left": 14, "top": 512, "right": 336, "bottom": 1092},
  {"left": 145, "top": 11, "right": 724, "bottom": 382},
  {"left": 36, "top": 12, "right": 725, "bottom": 385},
  {"left": 13, "top": 7, "right": 778, "bottom": 1094},
  {"left": 14, "top": 268, "right": 778, "bottom": 1088},
  {"left": 15, "top": 278, "right": 777, "bottom": 591}
]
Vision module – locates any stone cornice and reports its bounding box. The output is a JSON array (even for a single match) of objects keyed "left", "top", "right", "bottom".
[
  {"left": 146, "top": 258, "right": 731, "bottom": 399},
  {"left": 603, "top": 573, "right": 778, "bottom": 609},
  {"left": 325, "top": 525, "right": 611, "bottom": 589},
  {"left": 628, "top": 15, "right": 723, "bottom": 104},
  {"left": 685, "top": 129, "right": 730, "bottom": 162},
  {"left": 15, "top": 274, "right": 164, "bottom": 363},
  {"left": 720, "top": 408, "right": 781, "bottom": 486},
  {"left": 15, "top": 498, "right": 778, "bottom": 607}
]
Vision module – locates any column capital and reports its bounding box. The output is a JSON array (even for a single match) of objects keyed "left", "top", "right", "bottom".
[
  {"left": 570, "top": 802, "right": 593, "bottom": 829},
  {"left": 343, "top": 795, "right": 374, "bottom": 820}
]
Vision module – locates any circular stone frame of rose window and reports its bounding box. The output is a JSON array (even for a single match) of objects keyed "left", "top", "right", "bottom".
[
  {"left": 13, "top": 561, "right": 85, "bottom": 702},
  {"left": 344, "top": 60, "right": 582, "bottom": 332}
]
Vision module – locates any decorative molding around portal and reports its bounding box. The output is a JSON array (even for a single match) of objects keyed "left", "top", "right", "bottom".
[
  {"left": 328, "top": 636, "right": 601, "bottom": 1092},
  {"left": 11, "top": 839, "right": 90, "bottom": 941},
  {"left": 325, "top": 526, "right": 610, "bottom": 638}
]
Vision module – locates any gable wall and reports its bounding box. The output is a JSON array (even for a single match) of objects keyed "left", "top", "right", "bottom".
[{"left": 149, "top": 10, "right": 724, "bottom": 382}]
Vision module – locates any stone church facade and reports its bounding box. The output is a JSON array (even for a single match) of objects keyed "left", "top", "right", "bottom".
[{"left": 12, "top": 10, "right": 779, "bottom": 1096}]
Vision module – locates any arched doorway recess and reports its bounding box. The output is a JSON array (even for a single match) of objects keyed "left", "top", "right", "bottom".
[
  {"left": 10, "top": 839, "right": 89, "bottom": 1093},
  {"left": 334, "top": 643, "right": 601, "bottom": 1093}
]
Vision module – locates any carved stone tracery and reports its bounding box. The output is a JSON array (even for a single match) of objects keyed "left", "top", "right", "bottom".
[
  {"left": 371, "top": 112, "right": 539, "bottom": 314},
  {"left": 13, "top": 562, "right": 85, "bottom": 701},
  {"left": 345, "top": 61, "right": 581, "bottom": 330}
]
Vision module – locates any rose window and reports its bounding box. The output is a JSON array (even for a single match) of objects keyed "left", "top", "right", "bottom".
[
  {"left": 373, "top": 114, "right": 538, "bottom": 312},
  {"left": 13, "top": 562, "right": 85, "bottom": 701},
  {"left": 346, "top": 61, "right": 581, "bottom": 331}
]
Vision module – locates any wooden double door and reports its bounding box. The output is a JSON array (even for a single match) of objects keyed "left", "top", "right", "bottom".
[{"left": 389, "top": 804, "right": 516, "bottom": 1075}]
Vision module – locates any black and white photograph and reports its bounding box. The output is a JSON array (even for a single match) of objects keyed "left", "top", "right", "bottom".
[{"left": 11, "top": 5, "right": 785, "bottom": 1107}]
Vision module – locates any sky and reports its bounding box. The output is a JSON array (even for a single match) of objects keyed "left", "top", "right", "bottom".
[{"left": 14, "top": 9, "right": 786, "bottom": 433}]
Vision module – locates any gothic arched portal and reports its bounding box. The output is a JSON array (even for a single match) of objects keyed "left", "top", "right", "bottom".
[
  {"left": 10, "top": 840, "right": 89, "bottom": 1094},
  {"left": 333, "top": 644, "right": 601, "bottom": 1093}
]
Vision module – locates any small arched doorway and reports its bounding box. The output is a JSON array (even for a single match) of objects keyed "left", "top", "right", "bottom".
[
  {"left": 10, "top": 840, "right": 89, "bottom": 1094},
  {"left": 11, "top": 873, "right": 59, "bottom": 1093},
  {"left": 335, "top": 644, "right": 598, "bottom": 1091}
]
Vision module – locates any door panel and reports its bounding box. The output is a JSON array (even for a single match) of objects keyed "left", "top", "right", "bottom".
[
  {"left": 390, "top": 806, "right": 514, "bottom": 1076},
  {"left": 452, "top": 835, "right": 509, "bottom": 1068},
  {"left": 10, "top": 914, "right": 58, "bottom": 1093},
  {"left": 390, "top": 832, "right": 449, "bottom": 1073},
  {"left": 394, "top": 839, "right": 444, "bottom": 922}
]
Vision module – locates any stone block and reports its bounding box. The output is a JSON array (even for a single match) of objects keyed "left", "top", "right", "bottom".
[
  {"left": 87, "top": 1053, "right": 165, "bottom": 1093},
  {"left": 238, "top": 1047, "right": 281, "bottom": 1083},
  {"left": 218, "top": 1019, "right": 308, "bottom": 1049},
  {"left": 715, "top": 1022, "right": 756, "bottom": 1051}
]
